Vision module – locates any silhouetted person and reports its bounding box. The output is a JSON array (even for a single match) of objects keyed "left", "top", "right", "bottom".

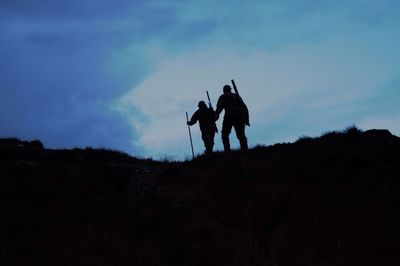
[
  {"left": 216, "top": 85, "right": 249, "bottom": 152},
  {"left": 187, "top": 101, "right": 218, "bottom": 154}
]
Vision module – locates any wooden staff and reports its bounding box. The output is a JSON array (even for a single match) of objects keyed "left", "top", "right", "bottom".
[{"left": 185, "top": 112, "right": 195, "bottom": 159}]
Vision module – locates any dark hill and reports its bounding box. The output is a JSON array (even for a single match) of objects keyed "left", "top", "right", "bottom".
[{"left": 1, "top": 127, "right": 400, "bottom": 265}]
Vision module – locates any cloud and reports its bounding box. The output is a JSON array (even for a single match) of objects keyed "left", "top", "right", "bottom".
[
  {"left": 117, "top": 33, "right": 398, "bottom": 158},
  {"left": 0, "top": 0, "right": 138, "bottom": 19},
  {"left": 1, "top": 0, "right": 399, "bottom": 159},
  {"left": 0, "top": 1, "right": 151, "bottom": 154},
  {"left": 0, "top": 94, "right": 138, "bottom": 153}
]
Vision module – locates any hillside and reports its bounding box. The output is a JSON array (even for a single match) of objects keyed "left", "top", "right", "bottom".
[{"left": 1, "top": 127, "right": 400, "bottom": 265}]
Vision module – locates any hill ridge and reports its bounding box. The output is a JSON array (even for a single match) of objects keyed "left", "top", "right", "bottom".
[{"left": 1, "top": 127, "right": 400, "bottom": 265}]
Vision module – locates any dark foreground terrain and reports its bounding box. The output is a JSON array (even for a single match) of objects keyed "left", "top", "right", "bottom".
[{"left": 1, "top": 127, "right": 400, "bottom": 265}]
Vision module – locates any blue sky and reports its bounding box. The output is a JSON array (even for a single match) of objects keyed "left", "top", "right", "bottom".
[{"left": 1, "top": 1, "right": 399, "bottom": 159}]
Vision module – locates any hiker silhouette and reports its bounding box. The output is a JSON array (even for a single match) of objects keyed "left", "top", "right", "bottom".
[
  {"left": 215, "top": 85, "right": 249, "bottom": 152},
  {"left": 187, "top": 101, "right": 218, "bottom": 154}
]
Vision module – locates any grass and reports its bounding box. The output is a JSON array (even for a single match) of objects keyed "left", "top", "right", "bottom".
[{"left": 1, "top": 126, "right": 400, "bottom": 265}]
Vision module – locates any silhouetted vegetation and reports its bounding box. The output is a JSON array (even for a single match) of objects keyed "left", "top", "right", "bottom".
[
  {"left": 1, "top": 127, "right": 400, "bottom": 265},
  {"left": 0, "top": 137, "right": 44, "bottom": 149}
]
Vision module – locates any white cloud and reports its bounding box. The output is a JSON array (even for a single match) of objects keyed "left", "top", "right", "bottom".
[
  {"left": 110, "top": 0, "right": 400, "bottom": 159},
  {"left": 116, "top": 37, "right": 396, "bottom": 159}
]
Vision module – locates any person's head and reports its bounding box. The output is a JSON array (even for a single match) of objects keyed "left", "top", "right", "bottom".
[
  {"left": 223, "top": 85, "right": 232, "bottom": 93},
  {"left": 198, "top": 101, "right": 207, "bottom": 109}
]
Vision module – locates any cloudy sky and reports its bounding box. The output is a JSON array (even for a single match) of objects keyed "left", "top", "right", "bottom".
[{"left": 1, "top": 0, "right": 399, "bottom": 159}]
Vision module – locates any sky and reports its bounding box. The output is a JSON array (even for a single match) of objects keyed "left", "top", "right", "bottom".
[{"left": 1, "top": 0, "right": 399, "bottom": 160}]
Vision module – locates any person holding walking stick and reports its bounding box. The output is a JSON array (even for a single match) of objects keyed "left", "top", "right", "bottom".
[{"left": 187, "top": 100, "right": 218, "bottom": 154}]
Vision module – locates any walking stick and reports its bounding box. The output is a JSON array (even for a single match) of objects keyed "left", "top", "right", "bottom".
[{"left": 186, "top": 112, "right": 195, "bottom": 159}]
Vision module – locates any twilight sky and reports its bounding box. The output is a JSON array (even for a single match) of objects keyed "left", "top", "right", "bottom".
[{"left": 1, "top": 1, "right": 399, "bottom": 159}]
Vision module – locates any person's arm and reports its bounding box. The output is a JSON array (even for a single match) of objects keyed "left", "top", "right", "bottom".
[
  {"left": 187, "top": 110, "right": 199, "bottom": 126},
  {"left": 215, "top": 95, "right": 224, "bottom": 119}
]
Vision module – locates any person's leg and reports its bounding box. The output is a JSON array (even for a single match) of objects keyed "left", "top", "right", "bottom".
[
  {"left": 221, "top": 119, "right": 233, "bottom": 152},
  {"left": 209, "top": 130, "right": 215, "bottom": 152},
  {"left": 234, "top": 122, "right": 248, "bottom": 151},
  {"left": 202, "top": 130, "right": 214, "bottom": 154}
]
